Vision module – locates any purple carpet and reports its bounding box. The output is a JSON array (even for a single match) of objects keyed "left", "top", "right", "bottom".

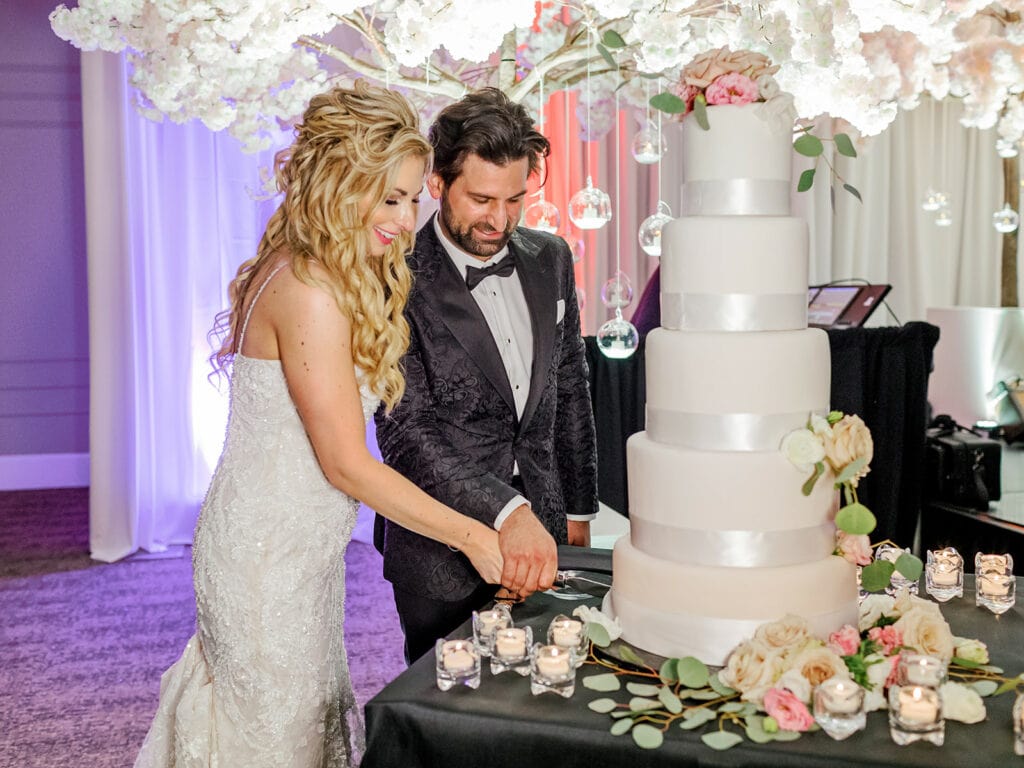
[{"left": 0, "top": 488, "right": 405, "bottom": 768}]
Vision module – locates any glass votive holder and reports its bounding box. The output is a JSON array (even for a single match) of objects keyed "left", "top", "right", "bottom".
[
  {"left": 547, "top": 614, "right": 588, "bottom": 668},
  {"left": 435, "top": 638, "right": 481, "bottom": 691},
  {"left": 976, "top": 552, "right": 1013, "bottom": 575},
  {"left": 489, "top": 625, "right": 532, "bottom": 676},
  {"left": 875, "top": 544, "right": 918, "bottom": 596},
  {"left": 1014, "top": 690, "right": 1024, "bottom": 756},
  {"left": 888, "top": 654, "right": 945, "bottom": 746},
  {"left": 472, "top": 603, "right": 512, "bottom": 657},
  {"left": 976, "top": 570, "right": 1016, "bottom": 615},
  {"left": 925, "top": 547, "right": 964, "bottom": 602},
  {"left": 813, "top": 676, "right": 866, "bottom": 740},
  {"left": 530, "top": 643, "right": 576, "bottom": 697}
]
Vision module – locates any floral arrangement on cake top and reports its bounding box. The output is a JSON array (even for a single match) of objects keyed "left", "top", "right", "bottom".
[
  {"left": 578, "top": 597, "right": 1022, "bottom": 751},
  {"left": 650, "top": 47, "right": 860, "bottom": 197},
  {"left": 780, "top": 410, "right": 923, "bottom": 592}
]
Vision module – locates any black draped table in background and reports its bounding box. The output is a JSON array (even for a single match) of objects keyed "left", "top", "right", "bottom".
[
  {"left": 585, "top": 321, "right": 941, "bottom": 546},
  {"left": 363, "top": 559, "right": 1023, "bottom": 768}
]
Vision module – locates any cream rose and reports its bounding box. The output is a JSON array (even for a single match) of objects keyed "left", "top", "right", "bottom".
[
  {"left": 754, "top": 615, "right": 813, "bottom": 652},
  {"left": 859, "top": 593, "right": 897, "bottom": 632},
  {"left": 720, "top": 639, "right": 785, "bottom": 705},
  {"left": 940, "top": 682, "right": 987, "bottom": 723},
  {"left": 823, "top": 415, "right": 873, "bottom": 485},
  {"left": 790, "top": 646, "right": 851, "bottom": 688},
  {"left": 681, "top": 47, "right": 776, "bottom": 89},
  {"left": 893, "top": 588, "right": 942, "bottom": 618},
  {"left": 780, "top": 428, "right": 826, "bottom": 470},
  {"left": 894, "top": 607, "right": 955, "bottom": 662}
]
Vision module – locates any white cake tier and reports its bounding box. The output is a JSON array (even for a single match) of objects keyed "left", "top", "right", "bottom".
[
  {"left": 645, "top": 328, "right": 830, "bottom": 452},
  {"left": 681, "top": 104, "right": 794, "bottom": 217},
  {"left": 604, "top": 538, "right": 859, "bottom": 666},
  {"left": 660, "top": 216, "right": 808, "bottom": 331},
  {"left": 626, "top": 432, "right": 838, "bottom": 566}
]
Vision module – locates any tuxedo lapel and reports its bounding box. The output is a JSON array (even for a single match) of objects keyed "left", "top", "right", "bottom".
[
  {"left": 510, "top": 230, "right": 557, "bottom": 433},
  {"left": 414, "top": 221, "right": 517, "bottom": 416}
]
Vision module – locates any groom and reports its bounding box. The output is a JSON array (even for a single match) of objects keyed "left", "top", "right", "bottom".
[{"left": 374, "top": 88, "right": 599, "bottom": 663}]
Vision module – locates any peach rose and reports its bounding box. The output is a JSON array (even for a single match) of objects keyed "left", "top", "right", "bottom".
[
  {"left": 754, "top": 615, "right": 813, "bottom": 652},
  {"left": 790, "top": 646, "right": 851, "bottom": 688},
  {"left": 894, "top": 607, "right": 955, "bottom": 662},
  {"left": 681, "top": 47, "right": 777, "bottom": 89},
  {"left": 823, "top": 414, "right": 873, "bottom": 486},
  {"left": 763, "top": 688, "right": 815, "bottom": 732},
  {"left": 720, "top": 639, "right": 784, "bottom": 704},
  {"left": 836, "top": 531, "right": 873, "bottom": 566}
]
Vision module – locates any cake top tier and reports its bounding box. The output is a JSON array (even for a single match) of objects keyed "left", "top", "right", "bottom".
[{"left": 681, "top": 104, "right": 794, "bottom": 217}]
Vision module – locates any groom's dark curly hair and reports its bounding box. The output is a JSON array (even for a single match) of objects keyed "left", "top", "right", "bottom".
[{"left": 429, "top": 87, "right": 551, "bottom": 187}]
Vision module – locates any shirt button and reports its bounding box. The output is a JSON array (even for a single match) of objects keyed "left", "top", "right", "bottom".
[
  {"left": 515, "top": 385, "right": 520, "bottom": 390},
  {"left": 492, "top": 291, "right": 497, "bottom": 296}
]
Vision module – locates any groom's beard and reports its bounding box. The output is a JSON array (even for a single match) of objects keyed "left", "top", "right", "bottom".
[{"left": 439, "top": 197, "right": 515, "bottom": 259}]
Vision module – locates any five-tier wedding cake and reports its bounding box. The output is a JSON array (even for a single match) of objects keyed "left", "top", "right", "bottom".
[{"left": 603, "top": 103, "right": 859, "bottom": 666}]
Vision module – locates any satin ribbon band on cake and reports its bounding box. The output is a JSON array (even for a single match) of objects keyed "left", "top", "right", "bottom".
[
  {"left": 681, "top": 179, "right": 790, "bottom": 216},
  {"left": 646, "top": 408, "right": 827, "bottom": 452},
  {"left": 631, "top": 520, "right": 836, "bottom": 568},
  {"left": 661, "top": 292, "right": 808, "bottom": 332}
]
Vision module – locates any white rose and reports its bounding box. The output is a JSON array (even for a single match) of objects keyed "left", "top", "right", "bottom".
[
  {"left": 572, "top": 605, "right": 622, "bottom": 641},
  {"left": 892, "top": 588, "right": 942, "bottom": 618},
  {"left": 776, "top": 668, "right": 813, "bottom": 703},
  {"left": 757, "top": 73, "right": 781, "bottom": 100},
  {"left": 863, "top": 653, "right": 892, "bottom": 712},
  {"left": 894, "top": 607, "right": 955, "bottom": 662},
  {"left": 720, "top": 639, "right": 785, "bottom": 705},
  {"left": 940, "top": 682, "right": 986, "bottom": 724},
  {"left": 953, "top": 637, "right": 989, "bottom": 665},
  {"left": 859, "top": 594, "right": 896, "bottom": 631},
  {"left": 780, "top": 429, "right": 826, "bottom": 471}
]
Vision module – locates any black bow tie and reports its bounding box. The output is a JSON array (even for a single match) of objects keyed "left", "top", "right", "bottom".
[{"left": 465, "top": 255, "right": 515, "bottom": 290}]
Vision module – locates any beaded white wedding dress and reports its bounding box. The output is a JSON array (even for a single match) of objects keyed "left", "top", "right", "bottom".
[{"left": 136, "top": 268, "right": 374, "bottom": 767}]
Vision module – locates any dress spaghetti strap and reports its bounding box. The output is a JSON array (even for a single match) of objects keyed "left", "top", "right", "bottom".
[{"left": 237, "top": 263, "right": 287, "bottom": 352}]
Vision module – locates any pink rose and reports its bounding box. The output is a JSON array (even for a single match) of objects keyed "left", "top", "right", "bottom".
[
  {"left": 868, "top": 625, "right": 903, "bottom": 656},
  {"left": 828, "top": 624, "right": 861, "bottom": 657},
  {"left": 763, "top": 688, "right": 815, "bottom": 732},
  {"left": 667, "top": 82, "right": 700, "bottom": 113},
  {"left": 836, "top": 531, "right": 873, "bottom": 566},
  {"left": 704, "top": 73, "right": 760, "bottom": 106}
]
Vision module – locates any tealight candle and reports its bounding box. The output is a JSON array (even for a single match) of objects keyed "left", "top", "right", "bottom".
[
  {"left": 550, "top": 619, "right": 583, "bottom": 648},
  {"left": 442, "top": 644, "right": 475, "bottom": 674},
  {"left": 530, "top": 644, "right": 576, "bottom": 698},
  {"left": 435, "top": 638, "right": 481, "bottom": 691},
  {"left": 888, "top": 653, "right": 945, "bottom": 746},
  {"left": 536, "top": 650, "right": 571, "bottom": 678},
  {"left": 979, "top": 572, "right": 1011, "bottom": 596},
  {"left": 813, "top": 676, "right": 866, "bottom": 741},
  {"left": 494, "top": 627, "right": 528, "bottom": 659},
  {"left": 976, "top": 553, "right": 1011, "bottom": 573},
  {"left": 897, "top": 687, "right": 938, "bottom": 724}
]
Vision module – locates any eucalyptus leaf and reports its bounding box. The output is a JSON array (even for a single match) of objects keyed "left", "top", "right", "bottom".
[
  {"left": 583, "top": 673, "right": 622, "bottom": 692},
  {"left": 834, "top": 133, "right": 857, "bottom": 157},
  {"left": 588, "top": 623, "right": 611, "bottom": 647},
  {"left": 980, "top": 665, "right": 1005, "bottom": 674},
  {"left": 835, "top": 457, "right": 867, "bottom": 485},
  {"left": 745, "top": 715, "right": 775, "bottom": 744},
  {"left": 679, "top": 708, "right": 716, "bottom": 729},
  {"left": 797, "top": 168, "right": 816, "bottom": 193},
  {"left": 658, "top": 686, "right": 683, "bottom": 714},
  {"left": 596, "top": 43, "right": 617, "bottom": 71},
  {"left": 895, "top": 552, "right": 923, "bottom": 581},
  {"left": 610, "top": 718, "right": 634, "bottom": 736},
  {"left": 771, "top": 729, "right": 802, "bottom": 742},
  {"left": 601, "top": 29, "right": 627, "bottom": 48},
  {"left": 618, "top": 646, "right": 647, "bottom": 668},
  {"left": 834, "top": 502, "right": 875, "bottom": 535},
  {"left": 718, "top": 702, "right": 747, "bottom": 713},
  {"left": 708, "top": 673, "right": 737, "bottom": 697},
  {"left": 677, "top": 657, "right": 710, "bottom": 689},
  {"left": 650, "top": 92, "right": 687, "bottom": 114},
  {"left": 793, "top": 134, "right": 824, "bottom": 157},
  {"left": 970, "top": 680, "right": 999, "bottom": 697},
  {"left": 693, "top": 96, "right": 710, "bottom": 130},
  {"left": 687, "top": 689, "right": 722, "bottom": 700},
  {"left": 632, "top": 724, "right": 665, "bottom": 749},
  {"left": 801, "top": 462, "right": 825, "bottom": 497},
  {"left": 659, "top": 658, "right": 679, "bottom": 684},
  {"left": 611, "top": 710, "right": 636, "bottom": 719},
  {"left": 629, "top": 697, "right": 661, "bottom": 711},
  {"left": 626, "top": 682, "right": 663, "bottom": 697},
  {"left": 843, "top": 183, "right": 863, "bottom": 202},
  {"left": 860, "top": 560, "right": 895, "bottom": 592},
  {"left": 588, "top": 698, "right": 619, "bottom": 714},
  {"left": 702, "top": 731, "right": 744, "bottom": 750}
]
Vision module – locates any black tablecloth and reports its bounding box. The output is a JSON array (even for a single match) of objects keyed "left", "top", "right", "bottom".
[
  {"left": 363, "top": 568, "right": 1024, "bottom": 768},
  {"left": 585, "top": 322, "right": 941, "bottom": 546}
]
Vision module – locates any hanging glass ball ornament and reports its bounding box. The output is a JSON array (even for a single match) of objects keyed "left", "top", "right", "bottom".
[
  {"left": 568, "top": 176, "right": 612, "bottom": 230},
  {"left": 921, "top": 188, "right": 945, "bottom": 212},
  {"left": 567, "top": 236, "right": 585, "bottom": 264},
  {"left": 934, "top": 204, "right": 953, "bottom": 228},
  {"left": 576, "top": 286, "right": 586, "bottom": 313},
  {"left": 597, "top": 309, "right": 639, "bottom": 359},
  {"left": 631, "top": 124, "right": 667, "bottom": 164},
  {"left": 638, "top": 201, "right": 673, "bottom": 258},
  {"left": 993, "top": 203, "right": 1020, "bottom": 233},
  {"left": 996, "top": 139, "right": 1019, "bottom": 159},
  {"left": 523, "top": 198, "right": 561, "bottom": 233},
  {"left": 601, "top": 271, "right": 634, "bottom": 310}
]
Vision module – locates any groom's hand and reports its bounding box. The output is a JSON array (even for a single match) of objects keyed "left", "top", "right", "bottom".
[{"left": 498, "top": 505, "right": 558, "bottom": 597}]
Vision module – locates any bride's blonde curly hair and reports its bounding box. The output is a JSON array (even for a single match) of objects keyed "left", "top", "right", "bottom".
[{"left": 212, "top": 82, "right": 431, "bottom": 411}]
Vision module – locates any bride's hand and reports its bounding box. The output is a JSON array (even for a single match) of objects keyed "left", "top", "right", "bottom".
[{"left": 461, "top": 524, "right": 504, "bottom": 585}]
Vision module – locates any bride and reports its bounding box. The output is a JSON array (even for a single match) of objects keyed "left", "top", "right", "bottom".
[{"left": 135, "top": 82, "right": 503, "bottom": 767}]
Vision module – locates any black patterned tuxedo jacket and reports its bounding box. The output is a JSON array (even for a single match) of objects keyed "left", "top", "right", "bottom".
[{"left": 374, "top": 216, "right": 599, "bottom": 601}]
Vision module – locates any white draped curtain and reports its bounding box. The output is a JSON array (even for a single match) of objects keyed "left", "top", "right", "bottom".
[{"left": 82, "top": 51, "right": 1021, "bottom": 560}]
